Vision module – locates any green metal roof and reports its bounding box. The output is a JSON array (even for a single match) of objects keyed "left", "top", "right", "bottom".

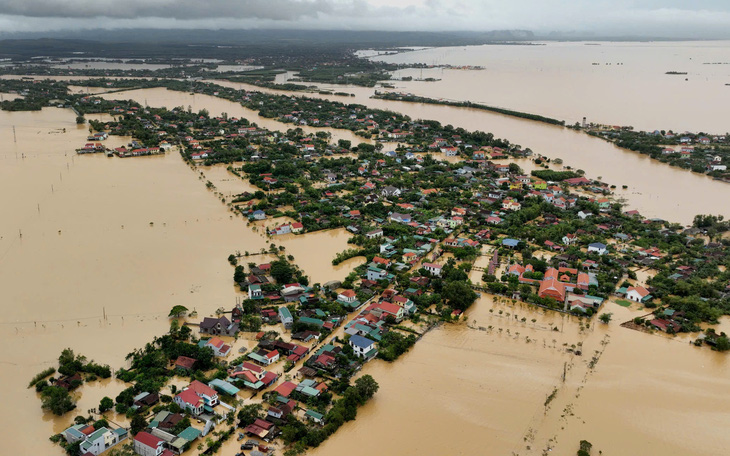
[
  {"left": 299, "top": 316, "right": 324, "bottom": 327},
  {"left": 279, "top": 307, "right": 292, "bottom": 319},
  {"left": 177, "top": 426, "right": 202, "bottom": 442},
  {"left": 209, "top": 378, "right": 240, "bottom": 396},
  {"left": 305, "top": 410, "right": 324, "bottom": 420}
]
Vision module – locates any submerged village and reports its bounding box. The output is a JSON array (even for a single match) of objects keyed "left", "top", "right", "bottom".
[{"left": 7, "top": 76, "right": 730, "bottom": 456}]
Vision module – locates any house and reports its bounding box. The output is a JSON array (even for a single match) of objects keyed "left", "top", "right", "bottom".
[
  {"left": 349, "top": 335, "right": 377, "bottom": 359},
  {"left": 366, "top": 228, "right": 383, "bottom": 239},
  {"left": 366, "top": 266, "right": 387, "bottom": 282},
  {"left": 248, "top": 349, "right": 280, "bottom": 366},
  {"left": 134, "top": 431, "right": 165, "bottom": 456},
  {"left": 502, "top": 198, "right": 521, "bottom": 211},
  {"left": 62, "top": 424, "right": 96, "bottom": 444},
  {"left": 270, "top": 223, "right": 291, "bottom": 235},
  {"left": 174, "top": 356, "right": 196, "bottom": 372},
  {"left": 73, "top": 427, "right": 127, "bottom": 456},
  {"left": 337, "top": 289, "right": 357, "bottom": 304},
  {"left": 374, "top": 302, "right": 405, "bottom": 322},
  {"left": 251, "top": 210, "right": 267, "bottom": 221},
  {"left": 626, "top": 286, "right": 652, "bottom": 303},
  {"left": 562, "top": 233, "right": 578, "bottom": 245},
  {"left": 174, "top": 389, "right": 204, "bottom": 415},
  {"left": 422, "top": 262, "right": 442, "bottom": 276},
  {"left": 291, "top": 222, "right": 304, "bottom": 233},
  {"left": 440, "top": 146, "right": 459, "bottom": 156},
  {"left": 204, "top": 336, "right": 232, "bottom": 357},
  {"left": 244, "top": 418, "right": 278, "bottom": 442},
  {"left": 199, "top": 316, "right": 238, "bottom": 336},
  {"left": 538, "top": 278, "right": 566, "bottom": 302},
  {"left": 279, "top": 307, "right": 293, "bottom": 329},
  {"left": 389, "top": 212, "right": 411, "bottom": 224},
  {"left": 502, "top": 238, "right": 520, "bottom": 249},
  {"left": 248, "top": 284, "right": 263, "bottom": 300},
  {"left": 381, "top": 186, "right": 401, "bottom": 198},
  {"left": 188, "top": 380, "right": 219, "bottom": 407},
  {"left": 587, "top": 242, "right": 607, "bottom": 255},
  {"left": 133, "top": 392, "right": 159, "bottom": 408}
]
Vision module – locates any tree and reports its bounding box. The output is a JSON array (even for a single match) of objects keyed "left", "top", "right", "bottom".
[
  {"left": 76, "top": 115, "right": 85, "bottom": 125},
  {"left": 130, "top": 414, "right": 148, "bottom": 435},
  {"left": 233, "top": 265, "right": 246, "bottom": 283},
  {"left": 168, "top": 305, "right": 188, "bottom": 318},
  {"left": 41, "top": 386, "right": 76, "bottom": 415},
  {"left": 338, "top": 139, "right": 351, "bottom": 150},
  {"left": 442, "top": 281, "right": 478, "bottom": 311},
  {"left": 715, "top": 336, "right": 730, "bottom": 352},
  {"left": 171, "top": 417, "right": 192, "bottom": 435},
  {"left": 237, "top": 403, "right": 263, "bottom": 427},
  {"left": 99, "top": 396, "right": 114, "bottom": 413},
  {"left": 270, "top": 259, "right": 295, "bottom": 284},
  {"left": 577, "top": 439, "right": 593, "bottom": 456},
  {"left": 354, "top": 375, "right": 379, "bottom": 402},
  {"left": 598, "top": 313, "right": 613, "bottom": 324}
]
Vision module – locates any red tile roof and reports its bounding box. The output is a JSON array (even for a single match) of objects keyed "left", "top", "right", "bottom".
[
  {"left": 189, "top": 380, "right": 217, "bottom": 397},
  {"left": 134, "top": 431, "right": 162, "bottom": 449},
  {"left": 274, "top": 381, "right": 297, "bottom": 397}
]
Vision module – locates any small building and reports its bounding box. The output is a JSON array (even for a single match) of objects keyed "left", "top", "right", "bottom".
[
  {"left": 422, "top": 263, "right": 442, "bottom": 277},
  {"left": 279, "top": 307, "right": 293, "bottom": 329},
  {"left": 587, "top": 242, "right": 608, "bottom": 255},
  {"left": 349, "top": 335, "right": 377, "bottom": 359},
  {"left": 204, "top": 336, "right": 232, "bottom": 357},
  {"left": 626, "top": 286, "right": 652, "bottom": 303},
  {"left": 337, "top": 289, "right": 357, "bottom": 304},
  {"left": 78, "top": 427, "right": 127, "bottom": 456},
  {"left": 174, "top": 389, "right": 204, "bottom": 416},
  {"left": 134, "top": 431, "right": 165, "bottom": 456},
  {"left": 199, "top": 316, "right": 238, "bottom": 336},
  {"left": 249, "top": 284, "right": 263, "bottom": 300},
  {"left": 366, "top": 228, "right": 384, "bottom": 239},
  {"left": 208, "top": 378, "right": 240, "bottom": 396},
  {"left": 174, "top": 356, "right": 196, "bottom": 372}
]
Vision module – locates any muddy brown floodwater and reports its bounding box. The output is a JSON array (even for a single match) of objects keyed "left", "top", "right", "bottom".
[
  {"left": 3, "top": 84, "right": 730, "bottom": 456},
  {"left": 0, "top": 104, "right": 375, "bottom": 454},
  {"left": 308, "top": 296, "right": 730, "bottom": 456}
]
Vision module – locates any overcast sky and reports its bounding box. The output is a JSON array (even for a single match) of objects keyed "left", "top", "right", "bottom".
[{"left": 1, "top": 0, "right": 730, "bottom": 37}]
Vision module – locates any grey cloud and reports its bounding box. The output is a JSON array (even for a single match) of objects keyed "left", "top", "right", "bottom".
[
  {"left": 2, "top": 0, "right": 730, "bottom": 37},
  {"left": 0, "top": 0, "right": 335, "bottom": 20}
]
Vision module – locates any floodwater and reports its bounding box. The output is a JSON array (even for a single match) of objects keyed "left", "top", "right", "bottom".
[
  {"left": 4, "top": 71, "right": 730, "bottom": 456},
  {"left": 309, "top": 296, "right": 730, "bottom": 456},
  {"left": 207, "top": 79, "right": 730, "bottom": 225},
  {"left": 0, "top": 106, "right": 350, "bottom": 454},
  {"left": 371, "top": 41, "right": 730, "bottom": 133}
]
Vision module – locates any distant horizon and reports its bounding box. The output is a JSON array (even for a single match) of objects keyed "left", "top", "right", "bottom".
[{"left": 3, "top": 28, "right": 730, "bottom": 44}]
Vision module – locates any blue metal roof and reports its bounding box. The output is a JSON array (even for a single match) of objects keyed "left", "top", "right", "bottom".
[{"left": 349, "top": 334, "right": 375, "bottom": 349}]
